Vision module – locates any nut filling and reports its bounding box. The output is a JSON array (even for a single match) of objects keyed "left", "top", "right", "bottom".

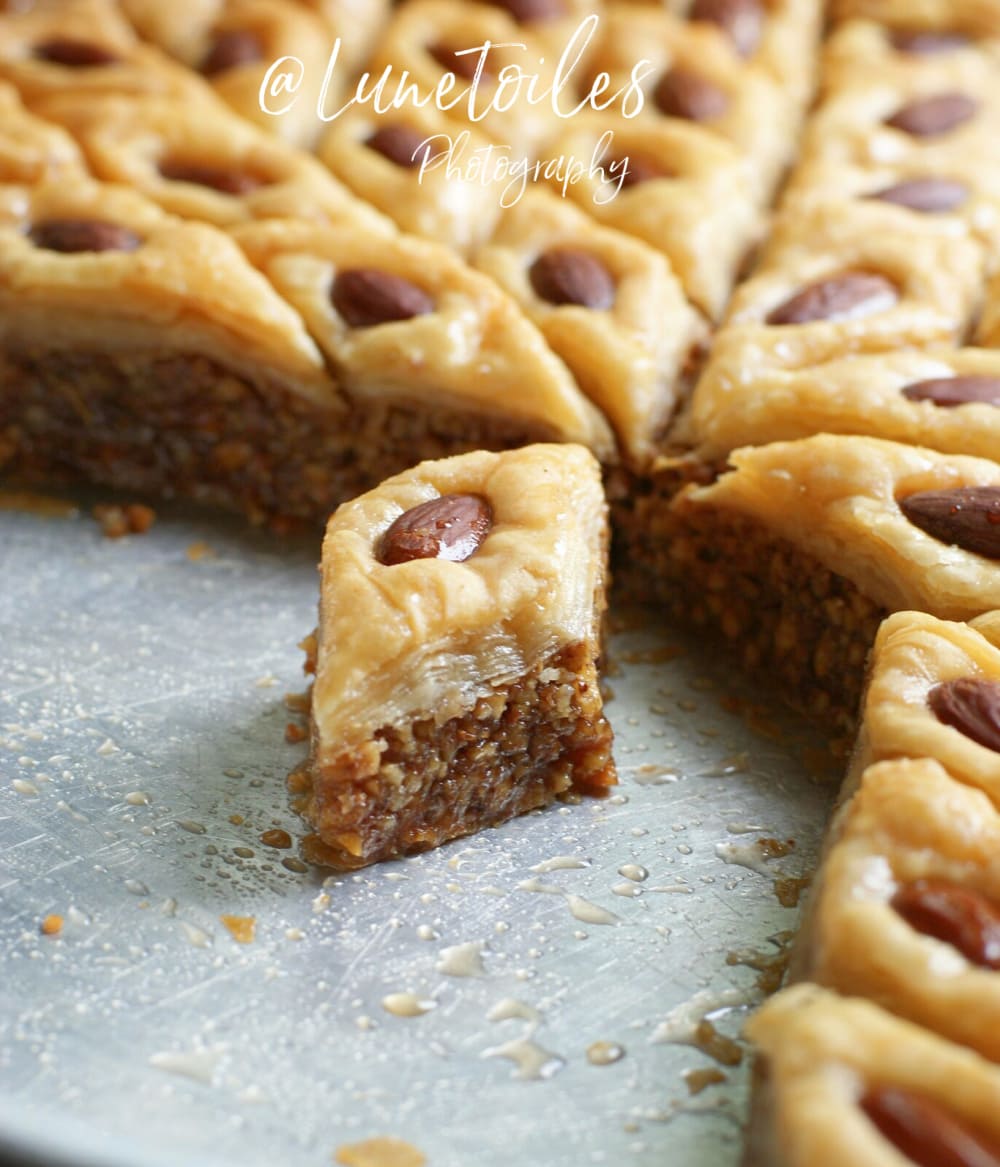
[
  {"left": 611, "top": 471, "right": 885, "bottom": 740},
  {"left": 293, "top": 642, "right": 616, "bottom": 870},
  {"left": 0, "top": 347, "right": 560, "bottom": 529}
]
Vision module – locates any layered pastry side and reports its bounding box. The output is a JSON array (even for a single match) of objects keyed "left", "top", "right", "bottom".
[
  {"left": 744, "top": 984, "right": 1000, "bottom": 1167},
  {"left": 291, "top": 444, "right": 617, "bottom": 869},
  {"left": 615, "top": 436, "right": 1000, "bottom": 738}
]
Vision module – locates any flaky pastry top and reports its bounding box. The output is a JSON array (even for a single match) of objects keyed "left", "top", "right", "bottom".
[{"left": 311, "top": 444, "right": 607, "bottom": 750}]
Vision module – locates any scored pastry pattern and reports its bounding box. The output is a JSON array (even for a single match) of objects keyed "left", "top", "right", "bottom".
[{"left": 2, "top": 0, "right": 1000, "bottom": 1163}]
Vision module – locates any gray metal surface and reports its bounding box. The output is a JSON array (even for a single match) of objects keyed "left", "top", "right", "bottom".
[{"left": 0, "top": 495, "right": 834, "bottom": 1167}]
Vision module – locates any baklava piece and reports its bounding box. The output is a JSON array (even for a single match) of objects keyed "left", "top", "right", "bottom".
[
  {"left": 590, "top": 5, "right": 808, "bottom": 200},
  {"left": 292, "top": 443, "right": 616, "bottom": 869},
  {"left": 368, "top": 0, "right": 561, "bottom": 156},
  {"left": 541, "top": 112, "right": 759, "bottom": 320},
  {"left": 473, "top": 191, "right": 703, "bottom": 466},
  {"left": 849, "top": 609, "right": 1000, "bottom": 796},
  {"left": 0, "top": 0, "right": 209, "bottom": 106},
  {"left": 0, "top": 179, "right": 350, "bottom": 524},
  {"left": 617, "top": 436, "right": 1000, "bottom": 736},
  {"left": 787, "top": 19, "right": 1000, "bottom": 265},
  {"left": 33, "top": 91, "right": 390, "bottom": 233},
  {"left": 689, "top": 346, "right": 1000, "bottom": 464},
  {"left": 793, "top": 757, "right": 1000, "bottom": 1063},
  {"left": 745, "top": 984, "right": 1000, "bottom": 1167},
  {"left": 232, "top": 218, "right": 615, "bottom": 460},
  {"left": 117, "top": 0, "right": 335, "bottom": 148},
  {"left": 685, "top": 196, "right": 986, "bottom": 457},
  {"left": 318, "top": 104, "right": 504, "bottom": 255}
]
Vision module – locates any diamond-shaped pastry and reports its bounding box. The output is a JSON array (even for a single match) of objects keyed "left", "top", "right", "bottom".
[{"left": 293, "top": 443, "right": 616, "bottom": 868}]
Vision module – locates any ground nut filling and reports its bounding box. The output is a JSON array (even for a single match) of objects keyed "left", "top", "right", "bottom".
[{"left": 295, "top": 640, "right": 615, "bottom": 869}]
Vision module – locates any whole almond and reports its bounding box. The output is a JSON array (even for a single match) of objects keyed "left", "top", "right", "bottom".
[
  {"left": 491, "top": 0, "right": 566, "bottom": 20},
  {"left": 529, "top": 248, "right": 616, "bottom": 310},
  {"left": 428, "top": 43, "right": 486, "bottom": 82},
  {"left": 159, "top": 160, "right": 264, "bottom": 195},
  {"left": 34, "top": 37, "right": 120, "bottom": 66},
  {"left": 766, "top": 272, "right": 897, "bottom": 326},
  {"left": 885, "top": 93, "right": 979, "bottom": 137},
  {"left": 378, "top": 494, "right": 493, "bottom": 566},
  {"left": 29, "top": 218, "right": 142, "bottom": 254},
  {"left": 654, "top": 68, "right": 730, "bottom": 122},
  {"left": 331, "top": 269, "right": 434, "bottom": 328},
  {"left": 868, "top": 177, "right": 968, "bottom": 213},
  {"left": 902, "top": 374, "right": 1000, "bottom": 408},
  {"left": 889, "top": 29, "right": 970, "bottom": 54},
  {"left": 893, "top": 878, "right": 1000, "bottom": 967},
  {"left": 367, "top": 124, "right": 434, "bottom": 169},
  {"left": 202, "top": 28, "right": 263, "bottom": 76},
  {"left": 899, "top": 486, "right": 1000, "bottom": 559},
  {"left": 689, "top": 0, "right": 763, "bottom": 57},
  {"left": 862, "top": 1087, "right": 1000, "bottom": 1167},
  {"left": 615, "top": 154, "right": 669, "bottom": 188},
  {"left": 928, "top": 678, "right": 1000, "bottom": 752}
]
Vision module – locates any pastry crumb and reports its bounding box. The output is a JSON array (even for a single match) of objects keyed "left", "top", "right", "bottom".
[
  {"left": 40, "top": 914, "right": 63, "bottom": 936},
  {"left": 93, "top": 502, "right": 156, "bottom": 539},
  {"left": 186, "top": 540, "right": 215, "bottom": 561},
  {"left": 220, "top": 915, "right": 256, "bottom": 944}
]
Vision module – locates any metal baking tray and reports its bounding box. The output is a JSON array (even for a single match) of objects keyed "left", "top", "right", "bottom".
[{"left": 0, "top": 492, "right": 833, "bottom": 1167}]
